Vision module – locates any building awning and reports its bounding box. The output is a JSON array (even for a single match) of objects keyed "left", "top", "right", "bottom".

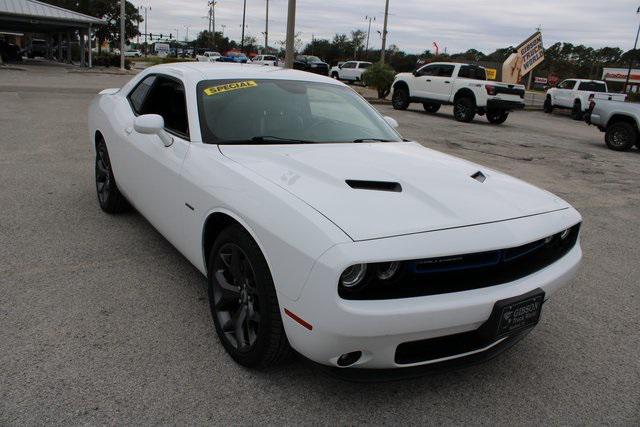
[{"left": 0, "top": 0, "right": 105, "bottom": 32}]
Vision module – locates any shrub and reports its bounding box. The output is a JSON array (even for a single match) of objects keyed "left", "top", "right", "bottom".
[
  {"left": 361, "top": 62, "right": 396, "bottom": 99},
  {"left": 92, "top": 53, "right": 132, "bottom": 70}
]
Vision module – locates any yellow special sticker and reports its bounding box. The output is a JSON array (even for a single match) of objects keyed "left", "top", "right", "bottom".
[{"left": 204, "top": 80, "right": 257, "bottom": 96}]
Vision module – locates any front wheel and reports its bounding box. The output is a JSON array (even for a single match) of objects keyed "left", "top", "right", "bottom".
[
  {"left": 423, "top": 102, "right": 441, "bottom": 114},
  {"left": 392, "top": 87, "right": 410, "bottom": 110},
  {"left": 208, "top": 225, "right": 292, "bottom": 369},
  {"left": 486, "top": 109, "right": 509, "bottom": 125},
  {"left": 331, "top": 72, "right": 339, "bottom": 79},
  {"left": 605, "top": 122, "right": 637, "bottom": 151},
  {"left": 453, "top": 97, "right": 476, "bottom": 123},
  {"left": 543, "top": 97, "right": 554, "bottom": 113},
  {"left": 95, "top": 139, "right": 130, "bottom": 214}
]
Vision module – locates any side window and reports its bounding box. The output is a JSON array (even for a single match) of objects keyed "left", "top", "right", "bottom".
[
  {"left": 559, "top": 80, "right": 575, "bottom": 90},
  {"left": 358, "top": 63, "right": 371, "bottom": 69},
  {"left": 140, "top": 76, "right": 189, "bottom": 138},
  {"left": 342, "top": 62, "right": 356, "bottom": 69},
  {"left": 438, "top": 65, "right": 455, "bottom": 77},
  {"left": 418, "top": 65, "right": 439, "bottom": 76},
  {"left": 128, "top": 75, "right": 156, "bottom": 114}
]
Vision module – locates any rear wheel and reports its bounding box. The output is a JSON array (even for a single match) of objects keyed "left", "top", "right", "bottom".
[
  {"left": 605, "top": 122, "right": 637, "bottom": 151},
  {"left": 331, "top": 71, "right": 339, "bottom": 79},
  {"left": 423, "top": 102, "right": 441, "bottom": 114},
  {"left": 453, "top": 97, "right": 476, "bottom": 123},
  {"left": 486, "top": 109, "right": 509, "bottom": 125},
  {"left": 571, "top": 100, "right": 584, "bottom": 120},
  {"left": 208, "top": 225, "right": 292, "bottom": 368},
  {"left": 543, "top": 96, "right": 554, "bottom": 113},
  {"left": 392, "top": 87, "right": 410, "bottom": 110},
  {"left": 95, "top": 138, "right": 130, "bottom": 214}
]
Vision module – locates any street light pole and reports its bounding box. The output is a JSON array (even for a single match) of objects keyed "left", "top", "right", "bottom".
[
  {"left": 364, "top": 15, "right": 375, "bottom": 60},
  {"left": 624, "top": 6, "right": 640, "bottom": 93},
  {"left": 120, "top": 0, "right": 125, "bottom": 70},
  {"left": 380, "top": 0, "right": 390, "bottom": 64},
  {"left": 241, "top": 0, "right": 247, "bottom": 51},
  {"left": 284, "top": 0, "right": 296, "bottom": 68},
  {"left": 265, "top": 0, "right": 269, "bottom": 52}
]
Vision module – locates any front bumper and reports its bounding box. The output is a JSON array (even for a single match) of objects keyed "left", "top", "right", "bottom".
[
  {"left": 279, "top": 208, "right": 582, "bottom": 370},
  {"left": 487, "top": 99, "right": 525, "bottom": 111}
]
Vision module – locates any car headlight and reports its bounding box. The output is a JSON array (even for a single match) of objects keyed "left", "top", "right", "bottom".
[
  {"left": 310, "top": 63, "right": 318, "bottom": 68},
  {"left": 376, "top": 262, "right": 401, "bottom": 280},
  {"left": 340, "top": 264, "right": 367, "bottom": 288}
]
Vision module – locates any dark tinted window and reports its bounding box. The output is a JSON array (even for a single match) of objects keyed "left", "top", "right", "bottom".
[
  {"left": 437, "top": 65, "right": 455, "bottom": 77},
  {"left": 140, "top": 76, "right": 189, "bottom": 138},
  {"left": 577, "top": 81, "right": 607, "bottom": 92},
  {"left": 418, "top": 65, "right": 439, "bottom": 76},
  {"left": 458, "top": 65, "right": 487, "bottom": 80},
  {"left": 359, "top": 62, "right": 372, "bottom": 69},
  {"left": 558, "top": 80, "right": 575, "bottom": 90},
  {"left": 128, "top": 75, "right": 156, "bottom": 114},
  {"left": 342, "top": 62, "right": 356, "bottom": 69}
]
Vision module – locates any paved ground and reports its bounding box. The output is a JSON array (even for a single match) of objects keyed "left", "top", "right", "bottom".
[{"left": 1, "top": 65, "right": 639, "bottom": 425}]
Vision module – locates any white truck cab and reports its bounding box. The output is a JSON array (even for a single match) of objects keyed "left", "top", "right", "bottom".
[
  {"left": 391, "top": 62, "right": 526, "bottom": 125},
  {"left": 330, "top": 61, "right": 372, "bottom": 83},
  {"left": 544, "top": 79, "right": 626, "bottom": 120},
  {"left": 196, "top": 51, "right": 222, "bottom": 62},
  {"left": 251, "top": 55, "right": 279, "bottom": 66}
]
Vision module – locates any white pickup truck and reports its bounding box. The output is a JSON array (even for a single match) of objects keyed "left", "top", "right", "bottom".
[
  {"left": 544, "top": 79, "right": 626, "bottom": 120},
  {"left": 330, "top": 61, "right": 372, "bottom": 83},
  {"left": 196, "top": 51, "right": 221, "bottom": 62},
  {"left": 585, "top": 96, "right": 640, "bottom": 151},
  {"left": 391, "top": 62, "right": 525, "bottom": 124}
]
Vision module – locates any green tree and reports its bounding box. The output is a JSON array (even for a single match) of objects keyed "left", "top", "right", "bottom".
[{"left": 361, "top": 62, "right": 396, "bottom": 98}]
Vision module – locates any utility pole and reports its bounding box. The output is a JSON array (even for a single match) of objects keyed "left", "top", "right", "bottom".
[
  {"left": 208, "top": 1, "right": 217, "bottom": 48},
  {"left": 380, "top": 0, "right": 390, "bottom": 63},
  {"left": 264, "top": 0, "right": 269, "bottom": 52},
  {"left": 624, "top": 6, "right": 640, "bottom": 93},
  {"left": 184, "top": 25, "right": 191, "bottom": 42},
  {"left": 364, "top": 15, "right": 375, "bottom": 60},
  {"left": 141, "top": 5, "right": 150, "bottom": 57},
  {"left": 241, "top": 0, "right": 247, "bottom": 51},
  {"left": 284, "top": 0, "right": 296, "bottom": 68},
  {"left": 120, "top": 0, "right": 125, "bottom": 70}
]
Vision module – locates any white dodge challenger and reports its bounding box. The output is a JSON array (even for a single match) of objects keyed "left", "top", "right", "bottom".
[{"left": 88, "top": 63, "right": 582, "bottom": 372}]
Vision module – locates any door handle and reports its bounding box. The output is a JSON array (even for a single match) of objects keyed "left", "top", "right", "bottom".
[
  {"left": 444, "top": 81, "right": 451, "bottom": 84},
  {"left": 425, "top": 79, "right": 431, "bottom": 82}
]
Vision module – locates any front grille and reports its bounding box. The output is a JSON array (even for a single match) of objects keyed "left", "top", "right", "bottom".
[{"left": 339, "top": 223, "right": 580, "bottom": 300}]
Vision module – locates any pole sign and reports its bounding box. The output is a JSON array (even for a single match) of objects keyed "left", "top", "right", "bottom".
[
  {"left": 502, "top": 32, "right": 545, "bottom": 84},
  {"left": 602, "top": 67, "right": 640, "bottom": 84}
]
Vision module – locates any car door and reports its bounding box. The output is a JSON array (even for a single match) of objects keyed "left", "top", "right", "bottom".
[
  {"left": 356, "top": 62, "right": 371, "bottom": 80},
  {"left": 555, "top": 80, "right": 576, "bottom": 107},
  {"left": 123, "top": 73, "right": 191, "bottom": 247},
  {"left": 427, "top": 64, "right": 456, "bottom": 102},
  {"left": 340, "top": 62, "right": 357, "bottom": 80},
  {"left": 411, "top": 64, "right": 440, "bottom": 99}
]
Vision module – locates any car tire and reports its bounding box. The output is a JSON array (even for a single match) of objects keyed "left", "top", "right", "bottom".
[
  {"left": 543, "top": 96, "right": 554, "bottom": 113},
  {"left": 392, "top": 87, "right": 410, "bottom": 110},
  {"left": 207, "top": 225, "right": 293, "bottom": 369},
  {"left": 453, "top": 97, "right": 476, "bottom": 123},
  {"left": 486, "top": 109, "right": 509, "bottom": 125},
  {"left": 423, "top": 103, "right": 441, "bottom": 114},
  {"left": 331, "top": 72, "right": 339, "bottom": 79},
  {"left": 95, "top": 138, "right": 130, "bottom": 214},
  {"left": 571, "top": 100, "right": 584, "bottom": 120},
  {"left": 605, "top": 122, "right": 637, "bottom": 152}
]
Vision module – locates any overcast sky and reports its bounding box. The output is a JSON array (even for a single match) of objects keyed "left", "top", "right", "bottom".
[{"left": 130, "top": 0, "right": 639, "bottom": 53}]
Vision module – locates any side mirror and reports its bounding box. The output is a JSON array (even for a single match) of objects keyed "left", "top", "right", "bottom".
[
  {"left": 339, "top": 64, "right": 343, "bottom": 69},
  {"left": 133, "top": 114, "right": 173, "bottom": 147},
  {"left": 383, "top": 116, "right": 399, "bottom": 129},
  {"left": 412, "top": 70, "right": 419, "bottom": 77}
]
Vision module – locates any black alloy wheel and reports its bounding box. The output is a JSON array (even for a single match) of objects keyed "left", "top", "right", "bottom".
[
  {"left": 392, "top": 87, "right": 410, "bottom": 110},
  {"left": 208, "top": 226, "right": 292, "bottom": 368},
  {"left": 571, "top": 100, "right": 584, "bottom": 120},
  {"left": 605, "top": 122, "right": 637, "bottom": 152},
  {"left": 95, "top": 139, "right": 129, "bottom": 213},
  {"left": 423, "top": 102, "right": 441, "bottom": 114},
  {"left": 453, "top": 97, "right": 476, "bottom": 122},
  {"left": 543, "top": 96, "right": 554, "bottom": 113},
  {"left": 486, "top": 109, "right": 510, "bottom": 125}
]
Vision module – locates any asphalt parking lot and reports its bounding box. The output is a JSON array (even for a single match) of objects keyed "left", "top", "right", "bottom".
[{"left": 1, "top": 65, "right": 639, "bottom": 425}]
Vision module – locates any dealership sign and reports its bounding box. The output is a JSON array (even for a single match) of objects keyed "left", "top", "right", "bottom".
[
  {"left": 534, "top": 77, "right": 548, "bottom": 84},
  {"left": 502, "top": 32, "right": 545, "bottom": 84},
  {"left": 602, "top": 68, "right": 640, "bottom": 84}
]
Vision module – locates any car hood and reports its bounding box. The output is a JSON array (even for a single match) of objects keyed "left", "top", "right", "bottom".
[{"left": 220, "top": 142, "right": 569, "bottom": 241}]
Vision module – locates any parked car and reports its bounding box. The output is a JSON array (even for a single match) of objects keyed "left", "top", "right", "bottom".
[
  {"left": 586, "top": 96, "right": 640, "bottom": 151},
  {"left": 544, "top": 79, "right": 626, "bottom": 120},
  {"left": 88, "top": 62, "right": 582, "bottom": 372},
  {"left": 217, "top": 52, "right": 248, "bottom": 63},
  {"left": 0, "top": 40, "right": 22, "bottom": 63},
  {"left": 330, "top": 61, "right": 372, "bottom": 83},
  {"left": 251, "top": 54, "right": 278, "bottom": 66},
  {"left": 392, "top": 62, "right": 526, "bottom": 124},
  {"left": 293, "top": 55, "right": 329, "bottom": 75},
  {"left": 124, "top": 49, "right": 142, "bottom": 58},
  {"left": 196, "top": 51, "right": 221, "bottom": 62},
  {"left": 25, "top": 39, "right": 47, "bottom": 58}
]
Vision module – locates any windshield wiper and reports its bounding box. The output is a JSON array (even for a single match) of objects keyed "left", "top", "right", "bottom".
[
  {"left": 250, "top": 135, "right": 316, "bottom": 144},
  {"left": 352, "top": 138, "right": 394, "bottom": 142}
]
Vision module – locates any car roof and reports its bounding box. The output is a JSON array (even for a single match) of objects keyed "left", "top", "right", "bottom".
[{"left": 142, "top": 62, "right": 343, "bottom": 85}]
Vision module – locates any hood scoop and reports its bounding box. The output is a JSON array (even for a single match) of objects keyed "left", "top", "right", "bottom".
[
  {"left": 346, "top": 180, "right": 402, "bottom": 193},
  {"left": 471, "top": 171, "right": 486, "bottom": 183}
]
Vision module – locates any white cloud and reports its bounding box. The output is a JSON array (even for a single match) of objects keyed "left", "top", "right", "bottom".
[{"left": 131, "top": 0, "right": 639, "bottom": 53}]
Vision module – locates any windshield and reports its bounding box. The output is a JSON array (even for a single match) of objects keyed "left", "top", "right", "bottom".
[
  {"left": 301, "top": 56, "right": 322, "bottom": 63},
  {"left": 196, "top": 79, "right": 402, "bottom": 144}
]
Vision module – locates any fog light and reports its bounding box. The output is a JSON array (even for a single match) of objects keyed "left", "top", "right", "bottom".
[{"left": 337, "top": 351, "right": 362, "bottom": 367}]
